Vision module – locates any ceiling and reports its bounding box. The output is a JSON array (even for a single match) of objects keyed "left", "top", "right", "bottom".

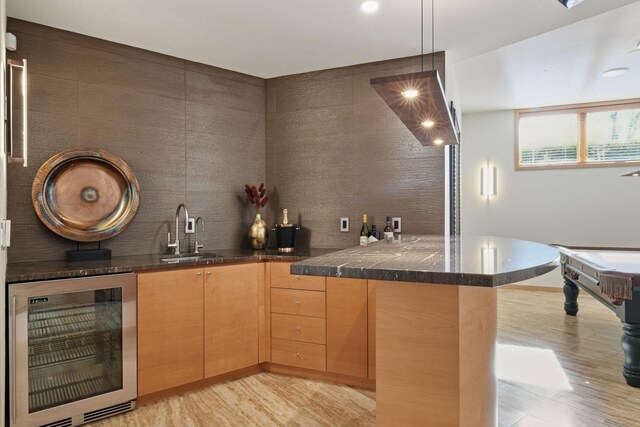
[
  {"left": 6, "top": 0, "right": 639, "bottom": 78},
  {"left": 455, "top": 1, "right": 640, "bottom": 113}
]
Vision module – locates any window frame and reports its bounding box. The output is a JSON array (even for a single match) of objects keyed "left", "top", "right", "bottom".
[{"left": 515, "top": 99, "right": 640, "bottom": 171}]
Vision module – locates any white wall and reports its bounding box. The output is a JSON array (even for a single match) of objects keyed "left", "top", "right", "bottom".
[
  {"left": 1, "top": 4, "right": 7, "bottom": 425},
  {"left": 460, "top": 110, "right": 640, "bottom": 287}
]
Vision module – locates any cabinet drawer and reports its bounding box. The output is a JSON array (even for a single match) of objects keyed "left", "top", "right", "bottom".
[
  {"left": 271, "top": 262, "right": 325, "bottom": 291},
  {"left": 271, "top": 339, "right": 326, "bottom": 371},
  {"left": 271, "top": 288, "right": 326, "bottom": 318},
  {"left": 272, "top": 313, "right": 326, "bottom": 344}
]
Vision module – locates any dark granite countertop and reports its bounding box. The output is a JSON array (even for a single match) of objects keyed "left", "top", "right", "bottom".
[
  {"left": 7, "top": 248, "right": 338, "bottom": 284},
  {"left": 291, "top": 235, "right": 559, "bottom": 287}
]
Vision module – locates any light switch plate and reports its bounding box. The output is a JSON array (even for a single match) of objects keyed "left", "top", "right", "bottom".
[
  {"left": 340, "top": 217, "right": 350, "bottom": 232},
  {"left": 392, "top": 217, "right": 402, "bottom": 233},
  {"left": 186, "top": 218, "right": 196, "bottom": 234}
]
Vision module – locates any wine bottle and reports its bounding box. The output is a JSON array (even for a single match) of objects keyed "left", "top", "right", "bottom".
[
  {"left": 371, "top": 225, "right": 379, "bottom": 240},
  {"left": 383, "top": 216, "right": 394, "bottom": 241},
  {"left": 360, "top": 214, "right": 370, "bottom": 246}
]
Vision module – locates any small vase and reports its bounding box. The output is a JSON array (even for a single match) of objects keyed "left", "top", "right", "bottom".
[{"left": 249, "top": 212, "right": 268, "bottom": 250}]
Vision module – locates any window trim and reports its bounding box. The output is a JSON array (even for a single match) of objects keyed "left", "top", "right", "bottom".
[{"left": 515, "top": 98, "right": 640, "bottom": 171}]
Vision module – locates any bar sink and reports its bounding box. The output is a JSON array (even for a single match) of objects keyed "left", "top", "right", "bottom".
[{"left": 161, "top": 253, "right": 220, "bottom": 263}]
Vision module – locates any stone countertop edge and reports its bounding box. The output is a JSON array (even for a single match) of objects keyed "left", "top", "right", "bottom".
[
  {"left": 290, "top": 262, "right": 559, "bottom": 287},
  {"left": 6, "top": 248, "right": 338, "bottom": 284},
  {"left": 290, "top": 235, "right": 561, "bottom": 288}
]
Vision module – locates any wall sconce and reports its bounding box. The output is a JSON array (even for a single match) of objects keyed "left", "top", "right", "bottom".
[{"left": 481, "top": 166, "right": 496, "bottom": 196}]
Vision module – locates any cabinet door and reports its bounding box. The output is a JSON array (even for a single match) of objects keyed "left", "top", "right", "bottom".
[
  {"left": 204, "top": 263, "right": 260, "bottom": 378},
  {"left": 327, "top": 278, "right": 368, "bottom": 378},
  {"left": 138, "top": 268, "right": 204, "bottom": 396},
  {"left": 271, "top": 262, "right": 326, "bottom": 291},
  {"left": 368, "top": 280, "right": 376, "bottom": 379}
]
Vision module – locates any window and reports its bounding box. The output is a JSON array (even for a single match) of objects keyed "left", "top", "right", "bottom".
[{"left": 515, "top": 100, "right": 640, "bottom": 169}]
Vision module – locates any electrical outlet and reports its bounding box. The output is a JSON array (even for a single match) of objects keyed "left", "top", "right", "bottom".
[
  {"left": 392, "top": 217, "right": 402, "bottom": 233},
  {"left": 186, "top": 218, "right": 196, "bottom": 234},
  {"left": 340, "top": 217, "right": 350, "bottom": 232}
]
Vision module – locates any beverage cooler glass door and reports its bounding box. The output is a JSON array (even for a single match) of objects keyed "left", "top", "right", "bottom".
[{"left": 9, "top": 273, "right": 137, "bottom": 427}]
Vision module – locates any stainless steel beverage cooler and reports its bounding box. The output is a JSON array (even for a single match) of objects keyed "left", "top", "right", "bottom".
[{"left": 8, "top": 273, "right": 137, "bottom": 427}]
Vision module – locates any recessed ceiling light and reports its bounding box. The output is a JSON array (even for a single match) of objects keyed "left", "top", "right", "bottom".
[
  {"left": 421, "top": 120, "right": 435, "bottom": 128},
  {"left": 601, "top": 67, "right": 630, "bottom": 78},
  {"left": 433, "top": 139, "right": 444, "bottom": 145},
  {"left": 628, "top": 42, "right": 640, "bottom": 55},
  {"left": 360, "top": 1, "right": 379, "bottom": 13},
  {"left": 401, "top": 89, "right": 419, "bottom": 99}
]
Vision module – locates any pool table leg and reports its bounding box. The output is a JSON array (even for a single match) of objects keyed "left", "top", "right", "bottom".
[
  {"left": 622, "top": 323, "right": 640, "bottom": 387},
  {"left": 563, "top": 278, "right": 579, "bottom": 316}
]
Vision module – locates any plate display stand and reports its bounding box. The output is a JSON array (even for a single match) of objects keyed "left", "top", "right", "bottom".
[{"left": 32, "top": 149, "right": 140, "bottom": 261}]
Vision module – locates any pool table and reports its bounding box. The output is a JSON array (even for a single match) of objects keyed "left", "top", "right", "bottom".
[{"left": 559, "top": 246, "right": 640, "bottom": 387}]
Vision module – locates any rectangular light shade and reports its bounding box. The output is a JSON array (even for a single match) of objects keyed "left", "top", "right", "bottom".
[
  {"left": 481, "top": 167, "right": 496, "bottom": 196},
  {"left": 370, "top": 70, "right": 459, "bottom": 147},
  {"left": 558, "top": 0, "right": 585, "bottom": 8}
]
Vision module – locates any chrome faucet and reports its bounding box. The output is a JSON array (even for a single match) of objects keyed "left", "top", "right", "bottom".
[
  {"left": 167, "top": 204, "right": 189, "bottom": 255},
  {"left": 194, "top": 217, "right": 205, "bottom": 254}
]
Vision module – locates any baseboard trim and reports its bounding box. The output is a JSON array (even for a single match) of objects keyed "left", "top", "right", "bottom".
[
  {"left": 137, "top": 361, "right": 375, "bottom": 406},
  {"left": 263, "top": 363, "right": 376, "bottom": 390},
  {"left": 137, "top": 364, "right": 263, "bottom": 406}
]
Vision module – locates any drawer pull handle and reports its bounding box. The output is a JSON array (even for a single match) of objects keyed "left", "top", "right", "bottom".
[
  {"left": 197, "top": 272, "right": 202, "bottom": 276},
  {"left": 295, "top": 352, "right": 301, "bottom": 358},
  {"left": 295, "top": 300, "right": 301, "bottom": 306},
  {"left": 207, "top": 271, "right": 212, "bottom": 276},
  {"left": 295, "top": 275, "right": 300, "bottom": 280},
  {"left": 296, "top": 326, "right": 301, "bottom": 333}
]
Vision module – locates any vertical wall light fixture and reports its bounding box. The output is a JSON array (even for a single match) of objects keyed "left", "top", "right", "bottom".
[{"left": 481, "top": 166, "right": 496, "bottom": 196}]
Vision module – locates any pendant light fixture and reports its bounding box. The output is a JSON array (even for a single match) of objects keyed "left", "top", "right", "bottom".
[
  {"left": 370, "top": 0, "right": 459, "bottom": 147},
  {"left": 557, "top": 0, "right": 585, "bottom": 9}
]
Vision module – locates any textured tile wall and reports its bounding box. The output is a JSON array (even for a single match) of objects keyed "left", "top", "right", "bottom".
[
  {"left": 265, "top": 54, "right": 446, "bottom": 248},
  {"left": 7, "top": 19, "right": 266, "bottom": 262},
  {"left": 6, "top": 18, "right": 446, "bottom": 260}
]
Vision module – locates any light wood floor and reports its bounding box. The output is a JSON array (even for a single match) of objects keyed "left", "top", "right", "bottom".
[{"left": 94, "top": 288, "right": 639, "bottom": 426}]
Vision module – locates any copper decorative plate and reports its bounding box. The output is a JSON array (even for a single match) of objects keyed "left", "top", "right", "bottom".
[{"left": 32, "top": 149, "right": 140, "bottom": 242}]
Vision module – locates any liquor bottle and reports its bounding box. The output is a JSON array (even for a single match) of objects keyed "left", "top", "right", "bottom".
[
  {"left": 360, "top": 214, "right": 370, "bottom": 246},
  {"left": 370, "top": 225, "right": 379, "bottom": 240},
  {"left": 383, "top": 216, "right": 394, "bottom": 241}
]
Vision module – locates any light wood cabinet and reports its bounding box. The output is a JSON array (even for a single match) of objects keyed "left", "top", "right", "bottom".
[
  {"left": 138, "top": 268, "right": 204, "bottom": 396},
  {"left": 271, "top": 288, "right": 326, "bottom": 318},
  {"left": 327, "top": 278, "right": 368, "bottom": 378},
  {"left": 272, "top": 313, "right": 326, "bottom": 344},
  {"left": 269, "top": 262, "right": 328, "bottom": 371},
  {"left": 204, "top": 263, "right": 260, "bottom": 378},
  {"left": 271, "top": 262, "right": 326, "bottom": 291},
  {"left": 271, "top": 338, "right": 327, "bottom": 371},
  {"left": 368, "top": 280, "right": 376, "bottom": 379}
]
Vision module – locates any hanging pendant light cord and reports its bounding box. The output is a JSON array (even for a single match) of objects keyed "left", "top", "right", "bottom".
[
  {"left": 432, "top": 0, "right": 435, "bottom": 71},
  {"left": 421, "top": 0, "right": 424, "bottom": 72},
  {"left": 421, "top": 0, "right": 436, "bottom": 72}
]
